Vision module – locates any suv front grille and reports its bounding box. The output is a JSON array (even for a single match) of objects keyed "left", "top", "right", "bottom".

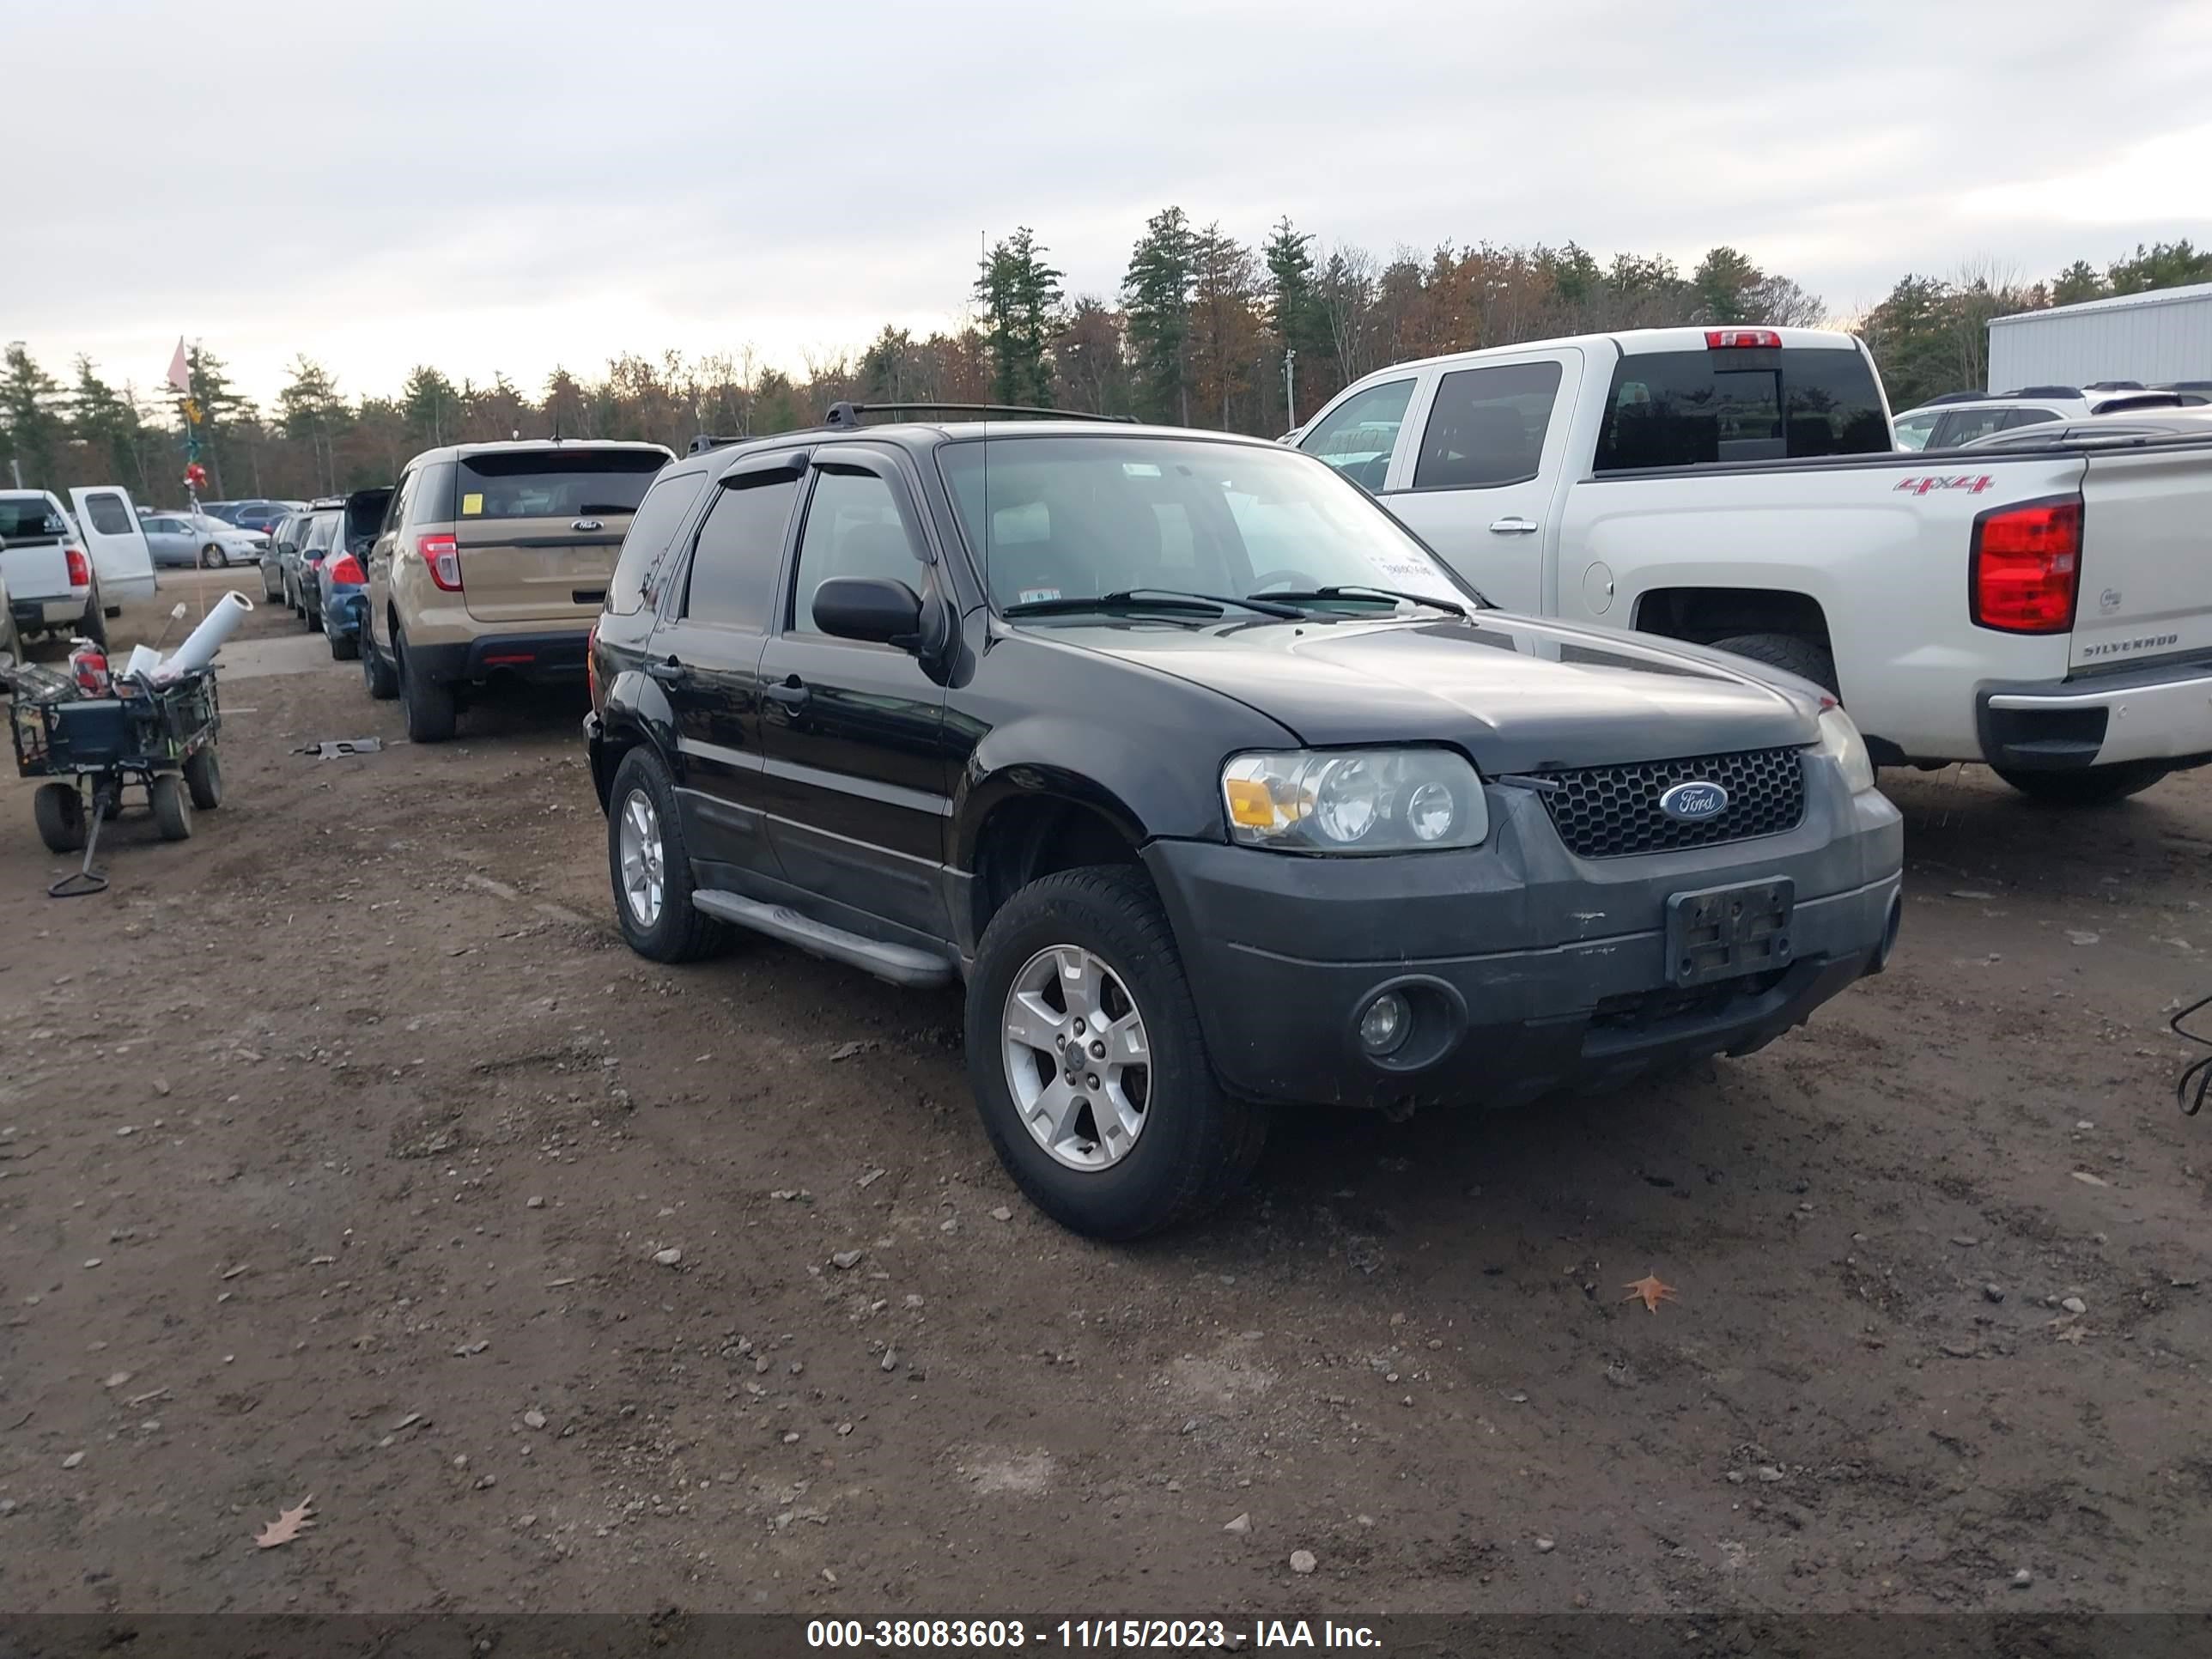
[{"left": 1538, "top": 746, "right": 1806, "bottom": 859}]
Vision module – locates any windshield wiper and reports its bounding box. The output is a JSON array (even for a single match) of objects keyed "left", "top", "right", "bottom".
[
  {"left": 1254, "top": 584, "right": 1469, "bottom": 617},
  {"left": 1003, "top": 587, "right": 1306, "bottom": 620}
]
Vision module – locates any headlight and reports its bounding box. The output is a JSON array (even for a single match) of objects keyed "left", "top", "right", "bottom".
[
  {"left": 1814, "top": 706, "right": 1877, "bottom": 794},
  {"left": 1222, "top": 748, "right": 1488, "bottom": 853}
]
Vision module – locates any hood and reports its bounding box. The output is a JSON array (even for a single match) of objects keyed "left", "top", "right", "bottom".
[{"left": 1029, "top": 613, "right": 1820, "bottom": 772}]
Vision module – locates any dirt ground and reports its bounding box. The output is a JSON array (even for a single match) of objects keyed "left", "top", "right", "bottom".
[{"left": 0, "top": 569, "right": 2208, "bottom": 1618}]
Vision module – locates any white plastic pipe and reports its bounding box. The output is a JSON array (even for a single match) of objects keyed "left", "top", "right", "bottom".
[{"left": 161, "top": 591, "right": 253, "bottom": 678}]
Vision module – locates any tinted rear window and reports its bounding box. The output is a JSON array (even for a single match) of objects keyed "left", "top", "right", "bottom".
[
  {"left": 609, "top": 466, "right": 711, "bottom": 615},
  {"left": 456, "top": 450, "right": 666, "bottom": 521},
  {"left": 82, "top": 492, "right": 133, "bottom": 535},
  {"left": 0, "top": 498, "right": 67, "bottom": 541},
  {"left": 1595, "top": 347, "right": 1890, "bottom": 471}
]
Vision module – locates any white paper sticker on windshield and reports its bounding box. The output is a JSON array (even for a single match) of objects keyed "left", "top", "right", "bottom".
[
  {"left": 1120, "top": 463, "right": 1162, "bottom": 477},
  {"left": 1018, "top": 587, "right": 1061, "bottom": 605}
]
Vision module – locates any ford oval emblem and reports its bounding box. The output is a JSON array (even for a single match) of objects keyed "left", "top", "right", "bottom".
[{"left": 1659, "top": 781, "right": 1729, "bottom": 821}]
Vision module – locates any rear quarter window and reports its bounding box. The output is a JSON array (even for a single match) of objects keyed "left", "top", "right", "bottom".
[
  {"left": 82, "top": 492, "right": 135, "bottom": 536},
  {"left": 1595, "top": 348, "right": 1891, "bottom": 472},
  {"left": 609, "top": 466, "right": 711, "bottom": 615}
]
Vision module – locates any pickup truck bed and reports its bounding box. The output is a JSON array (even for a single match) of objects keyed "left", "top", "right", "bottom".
[{"left": 0, "top": 490, "right": 92, "bottom": 640}]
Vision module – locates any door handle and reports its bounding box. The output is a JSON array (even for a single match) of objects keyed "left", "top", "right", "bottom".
[
  {"left": 645, "top": 658, "right": 687, "bottom": 684},
  {"left": 763, "top": 677, "right": 811, "bottom": 708},
  {"left": 1489, "top": 516, "right": 1540, "bottom": 535}
]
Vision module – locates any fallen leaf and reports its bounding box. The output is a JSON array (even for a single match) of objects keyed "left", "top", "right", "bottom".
[
  {"left": 254, "top": 1496, "right": 315, "bottom": 1549},
  {"left": 1621, "top": 1273, "right": 1677, "bottom": 1314}
]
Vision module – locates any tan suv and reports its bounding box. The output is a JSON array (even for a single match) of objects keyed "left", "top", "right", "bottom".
[{"left": 360, "top": 440, "right": 672, "bottom": 741}]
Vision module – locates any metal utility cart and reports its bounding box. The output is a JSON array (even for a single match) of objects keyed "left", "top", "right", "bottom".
[{"left": 9, "top": 665, "right": 225, "bottom": 896}]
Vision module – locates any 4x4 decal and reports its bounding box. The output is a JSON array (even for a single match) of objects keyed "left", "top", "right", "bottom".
[{"left": 1894, "top": 474, "right": 1996, "bottom": 495}]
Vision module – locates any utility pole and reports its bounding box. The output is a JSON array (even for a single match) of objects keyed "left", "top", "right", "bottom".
[{"left": 1284, "top": 345, "right": 1297, "bottom": 432}]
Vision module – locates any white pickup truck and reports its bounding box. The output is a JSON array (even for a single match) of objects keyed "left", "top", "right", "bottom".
[
  {"left": 0, "top": 489, "right": 105, "bottom": 649},
  {"left": 1297, "top": 325, "right": 2212, "bottom": 805}
]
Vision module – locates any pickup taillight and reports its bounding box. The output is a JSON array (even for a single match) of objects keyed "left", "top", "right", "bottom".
[
  {"left": 64, "top": 546, "right": 90, "bottom": 587},
  {"left": 417, "top": 533, "right": 462, "bottom": 592},
  {"left": 1971, "top": 495, "right": 2081, "bottom": 634}
]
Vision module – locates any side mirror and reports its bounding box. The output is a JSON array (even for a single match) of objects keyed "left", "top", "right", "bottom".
[{"left": 812, "top": 576, "right": 923, "bottom": 647}]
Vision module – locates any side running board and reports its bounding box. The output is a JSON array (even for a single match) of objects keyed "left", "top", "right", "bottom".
[{"left": 690, "top": 890, "right": 957, "bottom": 988}]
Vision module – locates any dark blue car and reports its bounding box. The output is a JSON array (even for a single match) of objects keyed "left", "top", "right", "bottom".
[{"left": 315, "top": 485, "right": 393, "bottom": 662}]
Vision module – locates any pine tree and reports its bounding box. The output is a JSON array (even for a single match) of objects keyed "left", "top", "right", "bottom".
[
  {"left": 2106, "top": 240, "right": 2212, "bottom": 295},
  {"left": 277, "top": 356, "right": 349, "bottom": 493},
  {"left": 2050, "top": 259, "right": 2105, "bottom": 307},
  {"left": 70, "top": 358, "right": 149, "bottom": 491},
  {"left": 1263, "top": 219, "right": 1332, "bottom": 427},
  {"left": 1691, "top": 246, "right": 1762, "bottom": 323},
  {"left": 0, "top": 343, "right": 66, "bottom": 489},
  {"left": 401, "top": 366, "right": 460, "bottom": 447},
  {"left": 1121, "top": 207, "right": 1200, "bottom": 425},
  {"left": 975, "top": 228, "right": 1065, "bottom": 407}
]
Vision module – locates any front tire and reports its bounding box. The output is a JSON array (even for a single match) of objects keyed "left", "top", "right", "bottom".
[
  {"left": 396, "top": 629, "right": 458, "bottom": 743},
  {"left": 33, "top": 784, "right": 86, "bottom": 854},
  {"left": 966, "top": 866, "right": 1263, "bottom": 1240},
  {"left": 1995, "top": 762, "right": 2169, "bottom": 806},
  {"left": 149, "top": 774, "right": 193, "bottom": 840},
  {"left": 201, "top": 544, "right": 227, "bottom": 569},
  {"left": 1709, "top": 632, "right": 1838, "bottom": 696},
  {"left": 606, "top": 748, "right": 731, "bottom": 963}
]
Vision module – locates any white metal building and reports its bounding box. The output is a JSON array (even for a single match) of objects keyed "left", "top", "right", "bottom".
[{"left": 1986, "top": 282, "right": 2212, "bottom": 391}]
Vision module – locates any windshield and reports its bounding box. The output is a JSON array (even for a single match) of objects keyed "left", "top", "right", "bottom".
[{"left": 937, "top": 434, "right": 1469, "bottom": 618}]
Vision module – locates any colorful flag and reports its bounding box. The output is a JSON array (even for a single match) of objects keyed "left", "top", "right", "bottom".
[{"left": 166, "top": 337, "right": 191, "bottom": 393}]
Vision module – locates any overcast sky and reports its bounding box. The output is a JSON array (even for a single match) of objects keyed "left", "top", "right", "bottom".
[{"left": 15, "top": 0, "right": 2211, "bottom": 405}]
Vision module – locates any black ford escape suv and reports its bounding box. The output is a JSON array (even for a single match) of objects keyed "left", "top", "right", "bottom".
[{"left": 586, "top": 404, "right": 1904, "bottom": 1238}]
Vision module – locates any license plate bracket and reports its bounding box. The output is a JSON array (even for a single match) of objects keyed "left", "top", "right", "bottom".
[{"left": 1666, "top": 878, "right": 1795, "bottom": 988}]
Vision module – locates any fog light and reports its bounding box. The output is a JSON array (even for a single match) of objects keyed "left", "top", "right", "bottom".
[{"left": 1358, "top": 992, "right": 1410, "bottom": 1055}]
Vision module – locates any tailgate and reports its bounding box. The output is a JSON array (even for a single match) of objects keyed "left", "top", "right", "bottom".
[
  {"left": 453, "top": 450, "right": 664, "bottom": 624},
  {"left": 2071, "top": 441, "right": 2212, "bottom": 670},
  {"left": 0, "top": 542, "right": 71, "bottom": 603}
]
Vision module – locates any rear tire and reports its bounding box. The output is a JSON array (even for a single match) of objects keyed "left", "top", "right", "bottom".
[
  {"left": 1709, "top": 632, "right": 1838, "bottom": 696},
  {"left": 966, "top": 866, "right": 1264, "bottom": 1240},
  {"left": 397, "top": 629, "right": 458, "bottom": 743},
  {"left": 1995, "top": 762, "right": 2169, "bottom": 807},
  {"left": 306, "top": 600, "right": 323, "bottom": 634},
  {"left": 33, "top": 784, "right": 86, "bottom": 854},
  {"left": 149, "top": 774, "right": 193, "bottom": 841},
  {"left": 184, "top": 749, "right": 223, "bottom": 810},
  {"left": 329, "top": 626, "right": 360, "bottom": 661},
  {"left": 80, "top": 586, "right": 108, "bottom": 649},
  {"left": 362, "top": 627, "right": 399, "bottom": 700},
  {"left": 607, "top": 747, "right": 731, "bottom": 963}
]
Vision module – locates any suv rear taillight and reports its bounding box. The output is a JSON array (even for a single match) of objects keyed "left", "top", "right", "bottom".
[
  {"left": 418, "top": 532, "right": 461, "bottom": 592},
  {"left": 1971, "top": 495, "right": 2081, "bottom": 634},
  {"left": 1705, "top": 328, "right": 1783, "bottom": 349},
  {"left": 64, "top": 546, "right": 91, "bottom": 587},
  {"left": 328, "top": 553, "right": 366, "bottom": 585}
]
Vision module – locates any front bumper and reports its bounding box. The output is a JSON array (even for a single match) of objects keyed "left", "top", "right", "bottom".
[
  {"left": 1143, "top": 767, "right": 1903, "bottom": 1110},
  {"left": 1978, "top": 655, "right": 2212, "bottom": 770}
]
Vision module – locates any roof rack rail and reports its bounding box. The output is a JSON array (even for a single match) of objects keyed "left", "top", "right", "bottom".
[
  {"left": 2081, "top": 380, "right": 2145, "bottom": 392},
  {"left": 1921, "top": 391, "right": 1992, "bottom": 406},
  {"left": 687, "top": 433, "right": 746, "bottom": 455},
  {"left": 2008, "top": 385, "right": 2082, "bottom": 398},
  {"left": 820, "top": 401, "right": 1136, "bottom": 430}
]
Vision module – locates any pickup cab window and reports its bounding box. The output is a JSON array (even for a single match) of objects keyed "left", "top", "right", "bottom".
[
  {"left": 1413, "top": 362, "right": 1564, "bottom": 489},
  {"left": 1298, "top": 379, "right": 1415, "bottom": 490},
  {"left": 1596, "top": 347, "right": 1891, "bottom": 471}
]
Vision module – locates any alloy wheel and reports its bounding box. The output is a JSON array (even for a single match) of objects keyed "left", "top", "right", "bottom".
[
  {"left": 617, "top": 787, "right": 665, "bottom": 929},
  {"left": 1001, "top": 945, "right": 1152, "bottom": 1171}
]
